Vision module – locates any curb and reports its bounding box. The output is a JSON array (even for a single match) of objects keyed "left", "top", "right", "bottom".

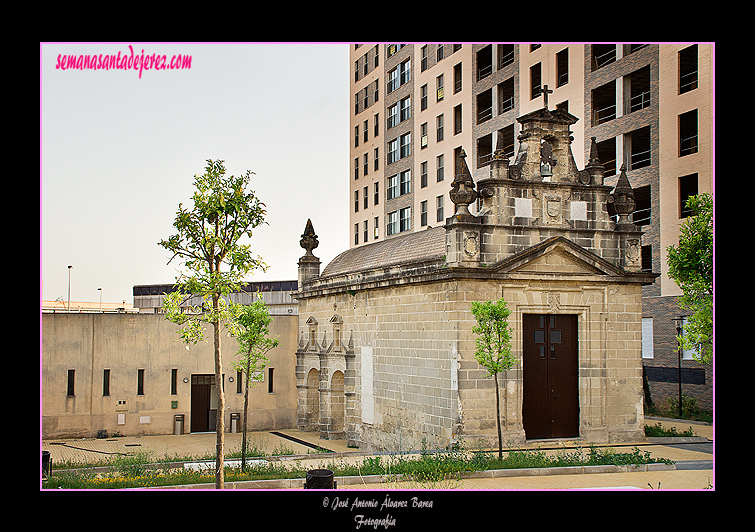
[{"left": 148, "top": 462, "right": 677, "bottom": 490}]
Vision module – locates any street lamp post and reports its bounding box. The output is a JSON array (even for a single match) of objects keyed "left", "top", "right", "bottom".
[
  {"left": 67, "top": 265, "right": 73, "bottom": 312},
  {"left": 673, "top": 317, "right": 684, "bottom": 419}
]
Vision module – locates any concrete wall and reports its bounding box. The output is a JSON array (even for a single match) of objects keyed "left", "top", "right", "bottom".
[{"left": 41, "top": 312, "right": 298, "bottom": 439}]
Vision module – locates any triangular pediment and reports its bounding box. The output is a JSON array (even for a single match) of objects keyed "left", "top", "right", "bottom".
[{"left": 492, "top": 236, "right": 621, "bottom": 277}]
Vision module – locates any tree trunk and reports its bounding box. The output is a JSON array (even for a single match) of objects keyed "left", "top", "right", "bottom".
[
  {"left": 494, "top": 372, "right": 502, "bottom": 460},
  {"left": 241, "top": 352, "right": 251, "bottom": 471},
  {"left": 213, "top": 295, "right": 225, "bottom": 489}
]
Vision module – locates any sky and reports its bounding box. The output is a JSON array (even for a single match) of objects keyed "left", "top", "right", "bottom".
[{"left": 40, "top": 43, "right": 350, "bottom": 305}]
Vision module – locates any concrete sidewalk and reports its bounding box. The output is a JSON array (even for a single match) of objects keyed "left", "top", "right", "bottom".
[{"left": 41, "top": 418, "right": 713, "bottom": 490}]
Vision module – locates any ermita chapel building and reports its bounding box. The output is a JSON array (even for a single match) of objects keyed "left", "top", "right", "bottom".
[{"left": 294, "top": 104, "right": 657, "bottom": 451}]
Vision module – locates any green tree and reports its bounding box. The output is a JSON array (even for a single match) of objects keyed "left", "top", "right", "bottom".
[
  {"left": 471, "top": 298, "right": 516, "bottom": 460},
  {"left": 159, "top": 159, "right": 267, "bottom": 489},
  {"left": 666, "top": 193, "right": 713, "bottom": 364},
  {"left": 228, "top": 296, "right": 279, "bottom": 470}
]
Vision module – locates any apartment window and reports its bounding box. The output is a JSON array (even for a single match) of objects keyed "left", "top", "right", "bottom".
[
  {"left": 436, "top": 154, "right": 445, "bottom": 182},
  {"left": 679, "top": 173, "right": 698, "bottom": 218},
  {"left": 421, "top": 161, "right": 428, "bottom": 188},
  {"left": 387, "top": 174, "right": 398, "bottom": 200},
  {"left": 103, "top": 369, "right": 111, "bottom": 397},
  {"left": 436, "top": 74, "right": 444, "bottom": 101},
  {"left": 436, "top": 44, "right": 444, "bottom": 62},
  {"left": 454, "top": 62, "right": 462, "bottom": 93},
  {"left": 498, "top": 44, "right": 514, "bottom": 69},
  {"left": 626, "top": 66, "right": 651, "bottom": 114},
  {"left": 530, "top": 62, "right": 541, "bottom": 100},
  {"left": 399, "top": 132, "right": 411, "bottom": 159},
  {"left": 498, "top": 77, "right": 515, "bottom": 114},
  {"left": 679, "top": 44, "right": 698, "bottom": 94},
  {"left": 679, "top": 109, "right": 698, "bottom": 156},
  {"left": 354, "top": 125, "right": 359, "bottom": 147},
  {"left": 626, "top": 126, "right": 651, "bottom": 169},
  {"left": 420, "top": 200, "right": 428, "bottom": 226},
  {"left": 268, "top": 368, "right": 274, "bottom": 394},
  {"left": 421, "top": 45, "right": 428, "bottom": 71},
  {"left": 399, "top": 96, "right": 411, "bottom": 122},
  {"left": 641, "top": 245, "right": 653, "bottom": 273},
  {"left": 454, "top": 104, "right": 463, "bottom": 134},
  {"left": 387, "top": 138, "right": 398, "bottom": 164},
  {"left": 399, "top": 207, "right": 411, "bottom": 232},
  {"left": 436, "top": 114, "right": 444, "bottom": 142},
  {"left": 387, "top": 67, "right": 397, "bottom": 93},
  {"left": 171, "top": 368, "right": 178, "bottom": 395},
  {"left": 591, "top": 44, "right": 616, "bottom": 70},
  {"left": 364, "top": 220, "right": 368, "bottom": 243},
  {"left": 354, "top": 158, "right": 359, "bottom": 180},
  {"left": 67, "top": 369, "right": 75, "bottom": 396},
  {"left": 420, "top": 84, "right": 428, "bottom": 111},
  {"left": 530, "top": 44, "right": 541, "bottom": 52},
  {"left": 354, "top": 223, "right": 359, "bottom": 245},
  {"left": 374, "top": 216, "right": 379, "bottom": 239},
  {"left": 137, "top": 369, "right": 145, "bottom": 396},
  {"left": 556, "top": 48, "right": 568, "bottom": 87},
  {"left": 363, "top": 154, "right": 369, "bottom": 177},
  {"left": 363, "top": 186, "right": 369, "bottom": 210},
  {"left": 387, "top": 211, "right": 398, "bottom": 235},
  {"left": 374, "top": 181, "right": 379, "bottom": 205},
  {"left": 387, "top": 103, "right": 398, "bottom": 129},
  {"left": 596, "top": 137, "right": 617, "bottom": 176},
  {"left": 374, "top": 147, "right": 379, "bottom": 171},
  {"left": 592, "top": 80, "right": 616, "bottom": 125},
  {"left": 495, "top": 125, "right": 516, "bottom": 159},
  {"left": 354, "top": 190, "right": 359, "bottom": 212},
  {"left": 421, "top": 122, "right": 428, "bottom": 148},
  {"left": 387, "top": 59, "right": 410, "bottom": 93},
  {"left": 436, "top": 195, "right": 445, "bottom": 223},
  {"left": 633, "top": 185, "right": 651, "bottom": 226},
  {"left": 364, "top": 120, "right": 368, "bottom": 143},
  {"left": 373, "top": 79, "right": 379, "bottom": 104},
  {"left": 399, "top": 169, "right": 411, "bottom": 195},
  {"left": 236, "top": 370, "right": 243, "bottom": 394},
  {"left": 477, "top": 134, "right": 493, "bottom": 168},
  {"left": 477, "top": 89, "right": 492, "bottom": 124},
  {"left": 476, "top": 45, "right": 492, "bottom": 81},
  {"left": 374, "top": 113, "right": 379, "bottom": 138}
]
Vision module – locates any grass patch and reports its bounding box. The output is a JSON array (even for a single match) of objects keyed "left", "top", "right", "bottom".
[
  {"left": 644, "top": 423, "right": 696, "bottom": 438},
  {"left": 42, "top": 444, "right": 673, "bottom": 489}
]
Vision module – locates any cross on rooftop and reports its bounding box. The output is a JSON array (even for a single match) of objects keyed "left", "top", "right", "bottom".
[{"left": 541, "top": 84, "right": 553, "bottom": 109}]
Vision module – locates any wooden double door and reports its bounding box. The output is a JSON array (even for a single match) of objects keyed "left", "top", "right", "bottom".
[{"left": 522, "top": 314, "right": 579, "bottom": 440}]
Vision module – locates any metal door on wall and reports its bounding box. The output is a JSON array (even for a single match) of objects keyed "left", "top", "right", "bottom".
[
  {"left": 190, "top": 374, "right": 214, "bottom": 433},
  {"left": 523, "top": 314, "right": 579, "bottom": 440}
]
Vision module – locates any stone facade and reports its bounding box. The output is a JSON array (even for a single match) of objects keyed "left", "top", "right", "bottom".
[{"left": 296, "top": 105, "right": 657, "bottom": 451}]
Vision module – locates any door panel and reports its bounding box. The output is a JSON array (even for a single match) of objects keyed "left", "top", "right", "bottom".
[
  {"left": 523, "top": 314, "right": 579, "bottom": 439},
  {"left": 191, "top": 375, "right": 214, "bottom": 433}
]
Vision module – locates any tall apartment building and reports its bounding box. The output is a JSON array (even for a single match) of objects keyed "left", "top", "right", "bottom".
[{"left": 349, "top": 43, "right": 714, "bottom": 411}]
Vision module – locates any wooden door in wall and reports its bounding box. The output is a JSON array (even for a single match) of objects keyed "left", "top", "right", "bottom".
[
  {"left": 522, "top": 314, "right": 579, "bottom": 440},
  {"left": 190, "top": 374, "right": 214, "bottom": 433}
]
